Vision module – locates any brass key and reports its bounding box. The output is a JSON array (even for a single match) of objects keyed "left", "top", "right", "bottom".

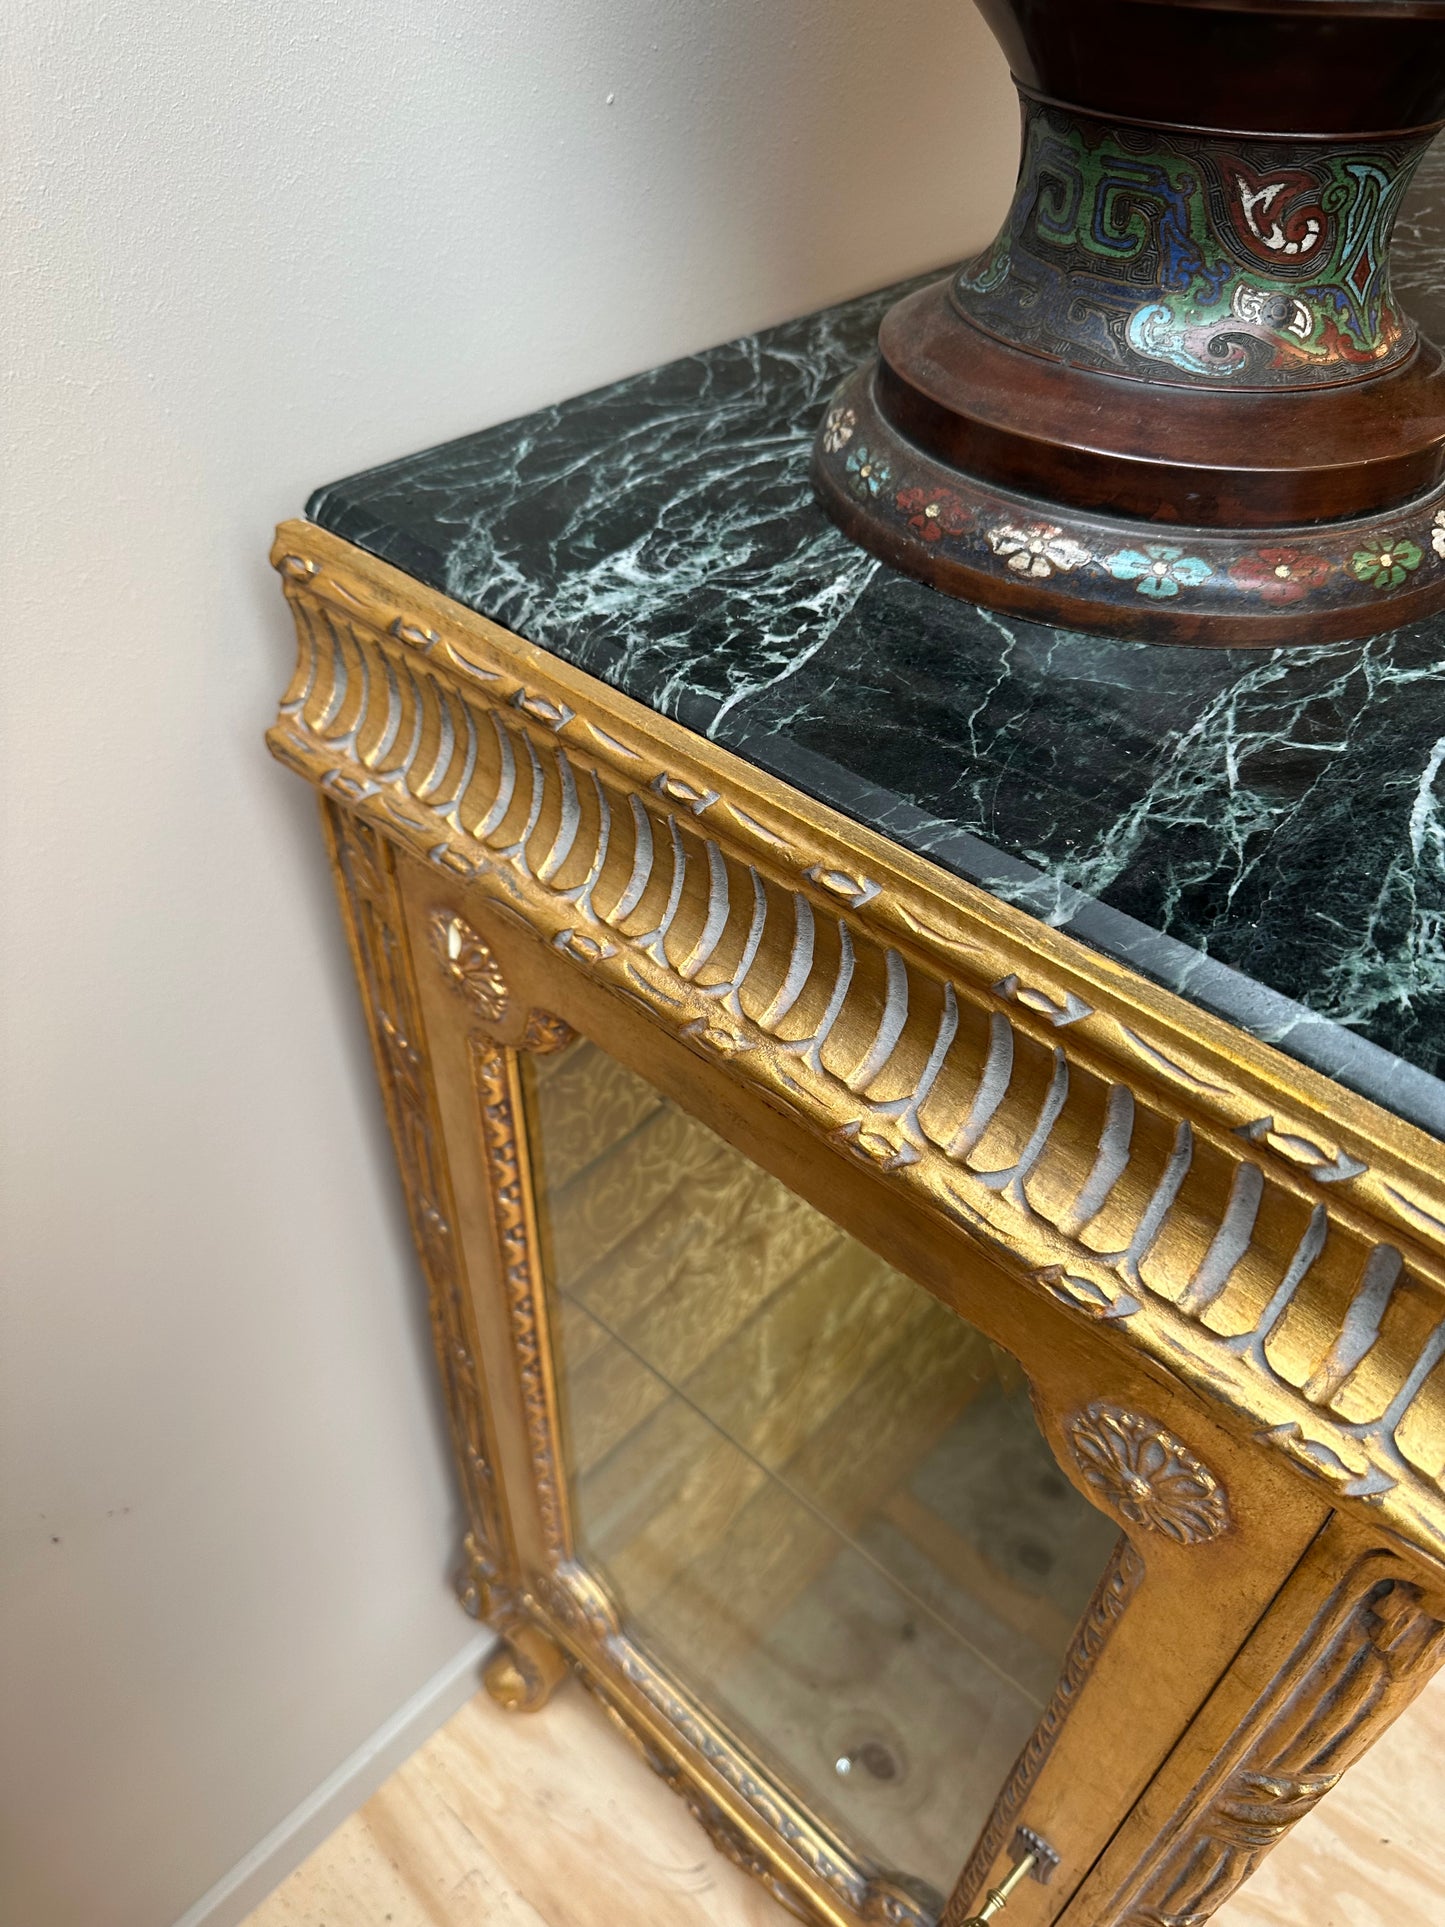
[{"left": 957, "top": 1829, "right": 1060, "bottom": 1926}]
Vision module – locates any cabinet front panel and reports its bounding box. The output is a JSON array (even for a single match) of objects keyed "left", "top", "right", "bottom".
[{"left": 383, "top": 838, "right": 1334, "bottom": 1927}]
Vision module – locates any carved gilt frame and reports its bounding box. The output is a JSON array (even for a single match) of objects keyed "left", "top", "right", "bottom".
[{"left": 272, "top": 520, "right": 1445, "bottom": 1927}]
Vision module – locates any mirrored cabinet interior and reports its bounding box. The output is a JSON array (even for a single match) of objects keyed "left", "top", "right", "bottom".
[{"left": 528, "top": 1034, "right": 1121, "bottom": 1905}]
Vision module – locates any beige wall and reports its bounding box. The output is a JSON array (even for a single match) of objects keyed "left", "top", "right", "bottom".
[{"left": 1, "top": 4, "right": 1015, "bottom": 1923}]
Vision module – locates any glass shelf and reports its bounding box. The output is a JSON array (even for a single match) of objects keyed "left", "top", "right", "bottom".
[{"left": 526, "top": 1038, "right": 1121, "bottom": 1897}]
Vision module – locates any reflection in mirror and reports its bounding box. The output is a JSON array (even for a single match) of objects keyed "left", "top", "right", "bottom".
[{"left": 524, "top": 1038, "right": 1122, "bottom": 1899}]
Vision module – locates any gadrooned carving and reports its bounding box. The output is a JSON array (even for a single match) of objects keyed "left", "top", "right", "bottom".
[
  {"left": 1067, "top": 1403, "right": 1230, "bottom": 1545},
  {"left": 431, "top": 909, "right": 509, "bottom": 1019},
  {"left": 270, "top": 531, "right": 1445, "bottom": 1566}
]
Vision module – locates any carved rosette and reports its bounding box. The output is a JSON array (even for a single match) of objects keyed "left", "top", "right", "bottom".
[
  {"left": 430, "top": 909, "right": 509, "bottom": 1020},
  {"left": 1067, "top": 1404, "right": 1230, "bottom": 1546}
]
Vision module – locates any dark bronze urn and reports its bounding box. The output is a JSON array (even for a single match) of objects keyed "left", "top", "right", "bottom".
[{"left": 814, "top": 0, "right": 1445, "bottom": 644}]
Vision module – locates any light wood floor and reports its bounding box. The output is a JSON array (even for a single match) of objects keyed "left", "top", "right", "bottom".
[{"left": 246, "top": 1665, "right": 1445, "bottom": 1927}]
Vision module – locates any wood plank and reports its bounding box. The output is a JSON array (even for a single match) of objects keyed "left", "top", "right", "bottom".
[
  {"left": 244, "top": 1668, "right": 1445, "bottom": 1927},
  {"left": 243, "top": 1681, "right": 787, "bottom": 1927},
  {"left": 1214, "top": 1665, "right": 1445, "bottom": 1927}
]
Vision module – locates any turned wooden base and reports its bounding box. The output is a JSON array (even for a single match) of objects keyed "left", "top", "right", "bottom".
[{"left": 814, "top": 361, "right": 1445, "bottom": 647}]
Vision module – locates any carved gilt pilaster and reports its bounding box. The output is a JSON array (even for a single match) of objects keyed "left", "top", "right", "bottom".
[
  {"left": 1114, "top": 1550, "right": 1445, "bottom": 1926},
  {"left": 320, "top": 802, "right": 509, "bottom": 1612}
]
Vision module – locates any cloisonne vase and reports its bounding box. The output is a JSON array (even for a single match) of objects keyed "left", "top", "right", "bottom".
[{"left": 814, "top": 0, "right": 1445, "bottom": 644}]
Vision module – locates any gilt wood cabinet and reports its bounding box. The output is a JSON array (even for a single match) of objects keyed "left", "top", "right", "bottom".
[{"left": 268, "top": 146, "right": 1445, "bottom": 1927}]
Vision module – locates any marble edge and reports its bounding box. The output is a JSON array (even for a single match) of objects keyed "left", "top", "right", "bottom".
[
  {"left": 302, "top": 493, "right": 452, "bottom": 591},
  {"left": 298, "top": 483, "right": 1445, "bottom": 1144},
  {"left": 722, "top": 718, "right": 1445, "bottom": 1145},
  {"left": 299, "top": 232, "right": 1445, "bottom": 1145}
]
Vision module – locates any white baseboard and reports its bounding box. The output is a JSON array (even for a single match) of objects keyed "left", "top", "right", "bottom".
[{"left": 172, "top": 1629, "right": 496, "bottom": 1927}]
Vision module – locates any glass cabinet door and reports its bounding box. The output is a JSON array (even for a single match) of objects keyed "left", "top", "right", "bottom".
[{"left": 523, "top": 1036, "right": 1121, "bottom": 1904}]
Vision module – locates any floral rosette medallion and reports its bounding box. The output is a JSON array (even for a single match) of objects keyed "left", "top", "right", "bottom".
[{"left": 814, "top": 0, "right": 1445, "bottom": 646}]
